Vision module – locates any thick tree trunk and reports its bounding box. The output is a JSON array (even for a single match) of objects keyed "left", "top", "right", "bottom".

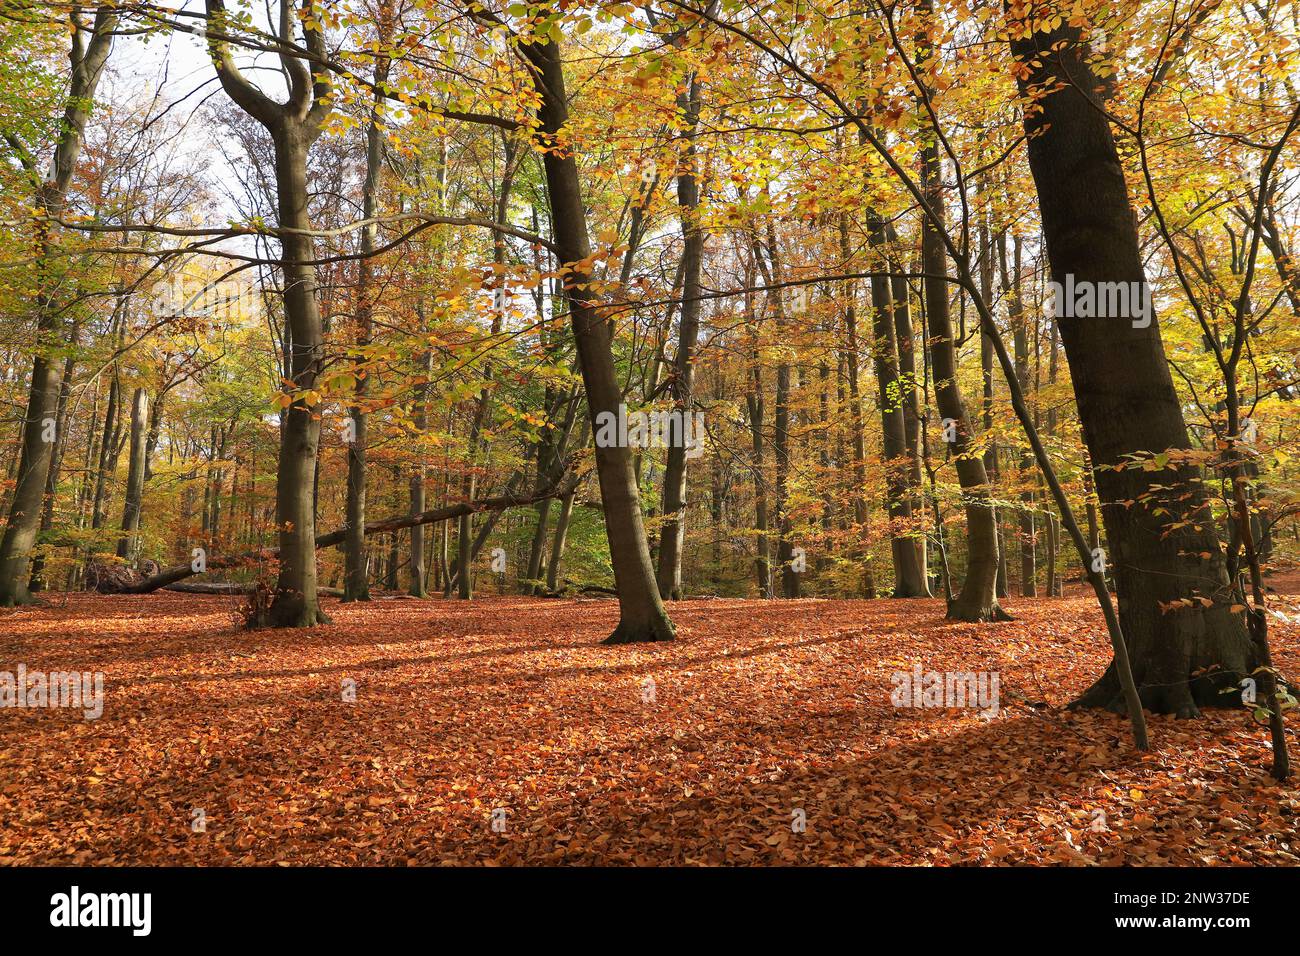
[
  {"left": 206, "top": 0, "right": 334, "bottom": 626},
  {"left": 29, "top": 351, "right": 75, "bottom": 592},
  {"left": 1011, "top": 18, "right": 1251, "bottom": 713},
  {"left": 264, "top": 128, "right": 328, "bottom": 626}
]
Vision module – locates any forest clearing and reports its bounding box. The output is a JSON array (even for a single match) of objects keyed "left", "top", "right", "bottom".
[{"left": 0, "top": 0, "right": 1298, "bottom": 930}]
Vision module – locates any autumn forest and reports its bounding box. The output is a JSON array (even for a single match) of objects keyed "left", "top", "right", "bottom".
[{"left": 0, "top": 0, "right": 1299, "bottom": 882}]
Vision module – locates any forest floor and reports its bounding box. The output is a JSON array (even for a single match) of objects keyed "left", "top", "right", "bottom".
[{"left": 2, "top": 587, "right": 1300, "bottom": 865}]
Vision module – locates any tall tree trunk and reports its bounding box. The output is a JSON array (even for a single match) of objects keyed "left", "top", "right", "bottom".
[
  {"left": 1004, "top": 233, "right": 1037, "bottom": 597},
  {"left": 207, "top": 0, "right": 334, "bottom": 626},
  {"left": 753, "top": 221, "right": 798, "bottom": 599},
  {"left": 886, "top": 242, "right": 930, "bottom": 590},
  {"left": 116, "top": 388, "right": 149, "bottom": 560},
  {"left": 656, "top": 75, "right": 706, "bottom": 601},
  {"left": 29, "top": 350, "right": 76, "bottom": 592},
  {"left": 979, "top": 219, "right": 1008, "bottom": 600},
  {"left": 867, "top": 214, "right": 927, "bottom": 596},
  {"left": 526, "top": 36, "right": 674, "bottom": 643},
  {"left": 920, "top": 146, "right": 1004, "bottom": 621},
  {"left": 1011, "top": 17, "right": 1251, "bottom": 713},
  {"left": 0, "top": 10, "right": 116, "bottom": 606},
  {"left": 410, "top": 351, "right": 431, "bottom": 597},
  {"left": 90, "top": 374, "right": 122, "bottom": 532},
  {"left": 343, "top": 61, "right": 388, "bottom": 603},
  {"left": 745, "top": 283, "right": 772, "bottom": 599},
  {"left": 546, "top": 420, "right": 588, "bottom": 593}
]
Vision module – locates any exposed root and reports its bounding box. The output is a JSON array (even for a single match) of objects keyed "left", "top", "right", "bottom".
[{"left": 601, "top": 616, "right": 677, "bottom": 644}]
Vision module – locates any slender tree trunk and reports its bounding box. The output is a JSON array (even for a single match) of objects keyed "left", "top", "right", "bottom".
[
  {"left": 1006, "top": 235, "right": 1037, "bottom": 598},
  {"left": 920, "top": 144, "right": 1004, "bottom": 621},
  {"left": 90, "top": 374, "right": 122, "bottom": 532},
  {"left": 656, "top": 75, "right": 705, "bottom": 601},
  {"left": 867, "top": 214, "right": 927, "bottom": 596},
  {"left": 752, "top": 221, "right": 798, "bottom": 599},
  {"left": 547, "top": 421, "right": 587, "bottom": 593},
  {"left": 745, "top": 283, "right": 772, "bottom": 599},
  {"left": 979, "top": 220, "right": 1008, "bottom": 600},
  {"left": 887, "top": 242, "right": 931, "bottom": 590},
  {"left": 343, "top": 63, "right": 387, "bottom": 603},
  {"left": 115, "top": 388, "right": 149, "bottom": 560}
]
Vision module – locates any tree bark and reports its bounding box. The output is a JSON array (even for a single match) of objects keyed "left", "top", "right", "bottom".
[
  {"left": 867, "top": 214, "right": 927, "bottom": 596},
  {"left": 343, "top": 58, "right": 388, "bottom": 603},
  {"left": 1011, "top": 17, "right": 1251, "bottom": 713},
  {"left": 206, "top": 0, "right": 335, "bottom": 626},
  {"left": 656, "top": 75, "right": 706, "bottom": 601},
  {"left": 920, "top": 147, "right": 1004, "bottom": 621},
  {"left": 522, "top": 36, "right": 675, "bottom": 643},
  {"left": 116, "top": 388, "right": 149, "bottom": 560},
  {"left": 0, "top": 10, "right": 117, "bottom": 606}
]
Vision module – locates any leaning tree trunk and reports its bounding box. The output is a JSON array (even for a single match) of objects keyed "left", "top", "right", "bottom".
[
  {"left": 920, "top": 145, "right": 1005, "bottom": 622},
  {"left": 527, "top": 36, "right": 674, "bottom": 643},
  {"left": 1011, "top": 17, "right": 1251, "bottom": 714}
]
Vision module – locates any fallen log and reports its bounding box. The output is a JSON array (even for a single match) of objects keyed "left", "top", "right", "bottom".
[
  {"left": 105, "top": 466, "right": 581, "bottom": 595},
  {"left": 539, "top": 579, "right": 619, "bottom": 598},
  {"left": 162, "top": 582, "right": 345, "bottom": 597}
]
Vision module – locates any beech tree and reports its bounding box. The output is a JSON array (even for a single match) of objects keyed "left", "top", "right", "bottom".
[
  {"left": 205, "top": 0, "right": 335, "bottom": 626},
  {"left": 0, "top": 8, "right": 117, "bottom": 606}
]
